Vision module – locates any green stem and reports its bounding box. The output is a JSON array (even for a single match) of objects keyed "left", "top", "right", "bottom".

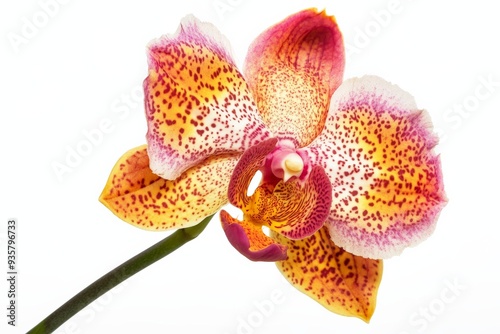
[{"left": 27, "top": 214, "right": 214, "bottom": 334}]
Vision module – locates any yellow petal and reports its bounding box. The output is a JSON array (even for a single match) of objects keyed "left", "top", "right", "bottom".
[
  {"left": 244, "top": 8, "right": 344, "bottom": 146},
  {"left": 145, "top": 15, "right": 270, "bottom": 180},
  {"left": 99, "top": 145, "right": 239, "bottom": 230},
  {"left": 272, "top": 226, "right": 383, "bottom": 322},
  {"left": 303, "top": 75, "right": 447, "bottom": 259}
]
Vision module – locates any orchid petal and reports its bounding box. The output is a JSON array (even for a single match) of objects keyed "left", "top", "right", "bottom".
[
  {"left": 145, "top": 15, "right": 271, "bottom": 180},
  {"left": 220, "top": 210, "right": 287, "bottom": 262},
  {"left": 244, "top": 8, "right": 345, "bottom": 146},
  {"left": 303, "top": 76, "right": 447, "bottom": 259},
  {"left": 99, "top": 145, "right": 239, "bottom": 230},
  {"left": 272, "top": 226, "right": 382, "bottom": 322}
]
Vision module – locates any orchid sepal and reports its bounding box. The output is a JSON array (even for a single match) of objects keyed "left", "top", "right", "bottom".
[
  {"left": 272, "top": 226, "right": 383, "bottom": 322},
  {"left": 99, "top": 145, "right": 239, "bottom": 230}
]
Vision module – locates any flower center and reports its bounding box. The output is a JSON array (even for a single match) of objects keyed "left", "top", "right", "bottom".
[{"left": 262, "top": 140, "right": 307, "bottom": 183}]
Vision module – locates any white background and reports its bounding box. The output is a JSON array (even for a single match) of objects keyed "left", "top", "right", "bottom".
[{"left": 1, "top": 0, "right": 499, "bottom": 333}]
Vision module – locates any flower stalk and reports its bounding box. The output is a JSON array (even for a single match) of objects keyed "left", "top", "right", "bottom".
[{"left": 27, "top": 214, "right": 214, "bottom": 334}]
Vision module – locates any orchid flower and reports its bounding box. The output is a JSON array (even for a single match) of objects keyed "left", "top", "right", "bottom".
[{"left": 100, "top": 8, "right": 446, "bottom": 322}]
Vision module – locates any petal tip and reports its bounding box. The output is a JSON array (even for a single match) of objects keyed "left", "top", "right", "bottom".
[
  {"left": 146, "top": 14, "right": 234, "bottom": 68},
  {"left": 335, "top": 75, "right": 419, "bottom": 113},
  {"left": 221, "top": 210, "right": 288, "bottom": 262}
]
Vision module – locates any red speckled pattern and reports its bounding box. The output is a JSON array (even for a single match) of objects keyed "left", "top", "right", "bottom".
[
  {"left": 245, "top": 165, "right": 331, "bottom": 240},
  {"left": 303, "top": 76, "right": 447, "bottom": 259},
  {"left": 99, "top": 145, "right": 239, "bottom": 230},
  {"left": 244, "top": 8, "right": 345, "bottom": 146},
  {"left": 145, "top": 15, "right": 271, "bottom": 180},
  {"left": 272, "top": 226, "right": 382, "bottom": 322},
  {"left": 223, "top": 138, "right": 332, "bottom": 259}
]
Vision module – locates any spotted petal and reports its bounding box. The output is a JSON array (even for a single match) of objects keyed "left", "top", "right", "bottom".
[
  {"left": 303, "top": 76, "right": 447, "bottom": 259},
  {"left": 272, "top": 227, "right": 382, "bottom": 322},
  {"left": 99, "top": 145, "right": 239, "bottom": 230},
  {"left": 244, "top": 8, "right": 345, "bottom": 147},
  {"left": 145, "top": 15, "right": 271, "bottom": 180}
]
